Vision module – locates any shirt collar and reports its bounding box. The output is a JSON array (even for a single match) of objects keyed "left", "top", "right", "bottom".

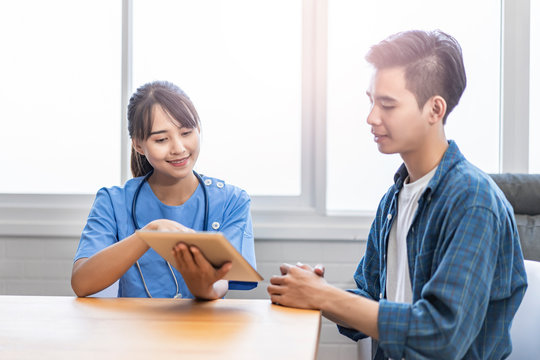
[{"left": 393, "top": 140, "right": 465, "bottom": 193}]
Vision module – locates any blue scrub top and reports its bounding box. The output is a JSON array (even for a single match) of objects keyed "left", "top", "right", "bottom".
[{"left": 75, "top": 174, "right": 257, "bottom": 298}]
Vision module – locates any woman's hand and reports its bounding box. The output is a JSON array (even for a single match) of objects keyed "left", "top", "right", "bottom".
[
  {"left": 141, "top": 219, "right": 195, "bottom": 233},
  {"left": 172, "top": 243, "right": 231, "bottom": 300}
]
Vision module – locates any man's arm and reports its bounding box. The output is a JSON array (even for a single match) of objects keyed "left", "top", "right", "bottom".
[{"left": 267, "top": 264, "right": 380, "bottom": 339}]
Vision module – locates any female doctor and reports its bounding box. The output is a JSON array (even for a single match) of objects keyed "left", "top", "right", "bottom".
[{"left": 71, "top": 81, "right": 256, "bottom": 299}]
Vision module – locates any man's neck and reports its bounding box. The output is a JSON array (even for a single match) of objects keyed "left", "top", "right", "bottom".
[{"left": 401, "top": 137, "right": 448, "bottom": 183}]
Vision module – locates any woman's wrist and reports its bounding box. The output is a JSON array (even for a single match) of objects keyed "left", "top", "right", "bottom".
[{"left": 193, "top": 280, "right": 228, "bottom": 300}]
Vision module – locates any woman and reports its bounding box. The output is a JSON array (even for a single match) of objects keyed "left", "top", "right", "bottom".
[{"left": 71, "top": 81, "right": 256, "bottom": 299}]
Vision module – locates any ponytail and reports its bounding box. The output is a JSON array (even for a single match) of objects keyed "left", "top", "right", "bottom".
[{"left": 131, "top": 148, "right": 153, "bottom": 178}]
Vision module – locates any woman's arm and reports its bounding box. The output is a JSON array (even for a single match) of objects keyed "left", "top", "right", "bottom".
[
  {"left": 71, "top": 232, "right": 149, "bottom": 297},
  {"left": 71, "top": 219, "right": 192, "bottom": 297}
]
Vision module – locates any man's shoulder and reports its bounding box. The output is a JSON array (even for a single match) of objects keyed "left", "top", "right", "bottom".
[{"left": 435, "top": 160, "right": 510, "bottom": 213}]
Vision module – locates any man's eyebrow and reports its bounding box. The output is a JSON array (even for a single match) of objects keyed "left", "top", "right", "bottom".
[{"left": 365, "top": 91, "right": 396, "bottom": 102}]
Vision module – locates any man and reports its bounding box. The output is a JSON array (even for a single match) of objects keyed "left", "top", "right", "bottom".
[{"left": 267, "top": 30, "right": 527, "bottom": 359}]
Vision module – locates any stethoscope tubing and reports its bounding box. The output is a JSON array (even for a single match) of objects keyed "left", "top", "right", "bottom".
[
  {"left": 131, "top": 169, "right": 209, "bottom": 231},
  {"left": 130, "top": 169, "right": 209, "bottom": 298}
]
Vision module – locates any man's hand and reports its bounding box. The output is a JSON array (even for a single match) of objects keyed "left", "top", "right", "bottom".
[
  {"left": 268, "top": 263, "right": 328, "bottom": 309},
  {"left": 172, "top": 243, "right": 231, "bottom": 300}
]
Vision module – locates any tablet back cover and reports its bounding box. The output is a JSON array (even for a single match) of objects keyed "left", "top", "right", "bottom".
[{"left": 136, "top": 231, "right": 263, "bottom": 282}]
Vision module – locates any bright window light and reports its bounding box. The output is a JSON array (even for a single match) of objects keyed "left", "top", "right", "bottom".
[
  {"left": 530, "top": 0, "right": 540, "bottom": 173},
  {"left": 0, "top": 0, "right": 122, "bottom": 193},
  {"left": 326, "top": 0, "right": 501, "bottom": 211},
  {"left": 132, "top": 0, "right": 302, "bottom": 196}
]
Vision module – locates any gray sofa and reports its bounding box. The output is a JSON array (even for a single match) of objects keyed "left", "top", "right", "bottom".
[{"left": 490, "top": 174, "right": 540, "bottom": 261}]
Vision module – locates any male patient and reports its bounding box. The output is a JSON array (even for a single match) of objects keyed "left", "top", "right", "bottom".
[{"left": 267, "top": 30, "right": 527, "bottom": 359}]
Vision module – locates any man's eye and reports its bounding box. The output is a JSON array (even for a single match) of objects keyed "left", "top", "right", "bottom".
[{"left": 381, "top": 104, "right": 395, "bottom": 110}]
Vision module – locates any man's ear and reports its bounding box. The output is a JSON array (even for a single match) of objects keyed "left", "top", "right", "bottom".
[
  {"left": 132, "top": 139, "right": 145, "bottom": 155},
  {"left": 429, "top": 96, "right": 447, "bottom": 124}
]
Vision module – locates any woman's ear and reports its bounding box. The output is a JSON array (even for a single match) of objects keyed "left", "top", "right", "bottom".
[
  {"left": 429, "top": 96, "right": 447, "bottom": 124},
  {"left": 132, "top": 139, "right": 144, "bottom": 155}
]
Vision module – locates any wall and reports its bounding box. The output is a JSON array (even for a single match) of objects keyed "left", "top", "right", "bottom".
[{"left": 0, "top": 236, "right": 370, "bottom": 360}]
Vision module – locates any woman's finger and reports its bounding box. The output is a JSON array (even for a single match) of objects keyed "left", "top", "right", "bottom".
[
  {"left": 176, "top": 242, "right": 196, "bottom": 268},
  {"left": 215, "top": 262, "right": 232, "bottom": 279}
]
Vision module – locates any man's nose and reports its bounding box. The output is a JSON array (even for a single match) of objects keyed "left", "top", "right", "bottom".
[{"left": 366, "top": 106, "right": 380, "bottom": 126}]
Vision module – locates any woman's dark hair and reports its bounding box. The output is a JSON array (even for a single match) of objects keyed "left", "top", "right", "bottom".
[
  {"left": 127, "top": 81, "right": 200, "bottom": 177},
  {"left": 365, "top": 30, "right": 466, "bottom": 124}
]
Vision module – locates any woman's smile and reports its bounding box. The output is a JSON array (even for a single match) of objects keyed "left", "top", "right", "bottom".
[{"left": 167, "top": 156, "right": 190, "bottom": 167}]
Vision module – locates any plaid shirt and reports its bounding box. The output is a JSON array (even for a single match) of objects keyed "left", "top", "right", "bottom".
[{"left": 338, "top": 141, "right": 528, "bottom": 359}]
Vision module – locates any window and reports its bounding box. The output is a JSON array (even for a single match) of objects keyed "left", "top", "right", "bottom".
[
  {"left": 326, "top": 0, "right": 500, "bottom": 212},
  {"left": 531, "top": 0, "right": 540, "bottom": 173},
  {"left": 0, "top": 0, "right": 122, "bottom": 193},
  {"left": 0, "top": 1, "right": 536, "bottom": 240},
  {"left": 132, "top": 0, "right": 302, "bottom": 196}
]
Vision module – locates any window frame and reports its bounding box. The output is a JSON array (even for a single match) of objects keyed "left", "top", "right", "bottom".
[{"left": 0, "top": 0, "right": 532, "bottom": 240}]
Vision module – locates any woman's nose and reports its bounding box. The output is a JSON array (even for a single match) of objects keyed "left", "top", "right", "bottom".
[{"left": 171, "top": 138, "right": 186, "bottom": 154}]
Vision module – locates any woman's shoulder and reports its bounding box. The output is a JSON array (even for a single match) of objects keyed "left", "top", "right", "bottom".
[
  {"left": 199, "top": 174, "right": 250, "bottom": 202},
  {"left": 94, "top": 177, "right": 144, "bottom": 199}
]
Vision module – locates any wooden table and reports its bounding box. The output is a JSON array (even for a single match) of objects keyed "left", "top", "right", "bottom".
[{"left": 0, "top": 296, "right": 320, "bottom": 360}]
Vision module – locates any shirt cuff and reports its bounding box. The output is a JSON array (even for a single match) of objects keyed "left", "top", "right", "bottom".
[
  {"left": 228, "top": 281, "right": 258, "bottom": 290},
  {"left": 337, "top": 324, "right": 368, "bottom": 341},
  {"left": 377, "top": 299, "right": 411, "bottom": 359}
]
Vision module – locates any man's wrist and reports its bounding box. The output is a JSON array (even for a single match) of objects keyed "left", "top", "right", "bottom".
[{"left": 316, "top": 282, "right": 338, "bottom": 311}]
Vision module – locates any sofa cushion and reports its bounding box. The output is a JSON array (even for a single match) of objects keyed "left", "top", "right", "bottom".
[
  {"left": 516, "top": 214, "right": 540, "bottom": 262},
  {"left": 490, "top": 174, "right": 540, "bottom": 215}
]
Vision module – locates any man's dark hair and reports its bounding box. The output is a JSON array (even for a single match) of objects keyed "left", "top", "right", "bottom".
[{"left": 366, "top": 30, "right": 467, "bottom": 124}]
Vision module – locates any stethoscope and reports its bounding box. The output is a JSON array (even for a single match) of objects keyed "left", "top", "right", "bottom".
[{"left": 131, "top": 169, "right": 209, "bottom": 298}]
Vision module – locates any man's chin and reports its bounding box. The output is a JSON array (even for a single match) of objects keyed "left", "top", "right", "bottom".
[{"left": 376, "top": 144, "right": 398, "bottom": 155}]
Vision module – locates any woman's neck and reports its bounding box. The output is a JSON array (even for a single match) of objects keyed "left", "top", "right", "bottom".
[{"left": 147, "top": 171, "right": 199, "bottom": 206}]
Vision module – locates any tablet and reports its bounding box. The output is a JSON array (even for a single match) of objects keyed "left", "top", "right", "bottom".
[{"left": 136, "top": 230, "right": 263, "bottom": 282}]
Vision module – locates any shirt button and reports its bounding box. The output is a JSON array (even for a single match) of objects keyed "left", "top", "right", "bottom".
[
  {"left": 204, "top": 179, "right": 212, "bottom": 186},
  {"left": 216, "top": 182, "right": 224, "bottom": 189},
  {"left": 387, "top": 214, "right": 392, "bottom": 220},
  {"left": 211, "top": 222, "right": 220, "bottom": 230},
  {"left": 379, "top": 292, "right": 383, "bottom": 299}
]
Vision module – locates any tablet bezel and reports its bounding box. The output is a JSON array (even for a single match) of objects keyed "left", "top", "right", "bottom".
[{"left": 135, "top": 230, "right": 263, "bottom": 282}]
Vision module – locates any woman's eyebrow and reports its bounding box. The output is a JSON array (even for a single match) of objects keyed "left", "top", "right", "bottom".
[{"left": 149, "top": 130, "right": 167, "bottom": 136}]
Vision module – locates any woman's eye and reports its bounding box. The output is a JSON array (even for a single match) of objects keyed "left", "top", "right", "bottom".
[
  {"left": 381, "top": 104, "right": 395, "bottom": 110},
  {"left": 181, "top": 130, "right": 193, "bottom": 136},
  {"left": 155, "top": 138, "right": 167, "bottom": 143}
]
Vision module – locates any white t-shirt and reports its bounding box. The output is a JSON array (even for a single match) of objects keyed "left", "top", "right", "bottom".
[{"left": 386, "top": 166, "right": 438, "bottom": 303}]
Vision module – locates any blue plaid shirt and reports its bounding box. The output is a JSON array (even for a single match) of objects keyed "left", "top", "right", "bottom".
[{"left": 338, "top": 141, "right": 528, "bottom": 359}]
